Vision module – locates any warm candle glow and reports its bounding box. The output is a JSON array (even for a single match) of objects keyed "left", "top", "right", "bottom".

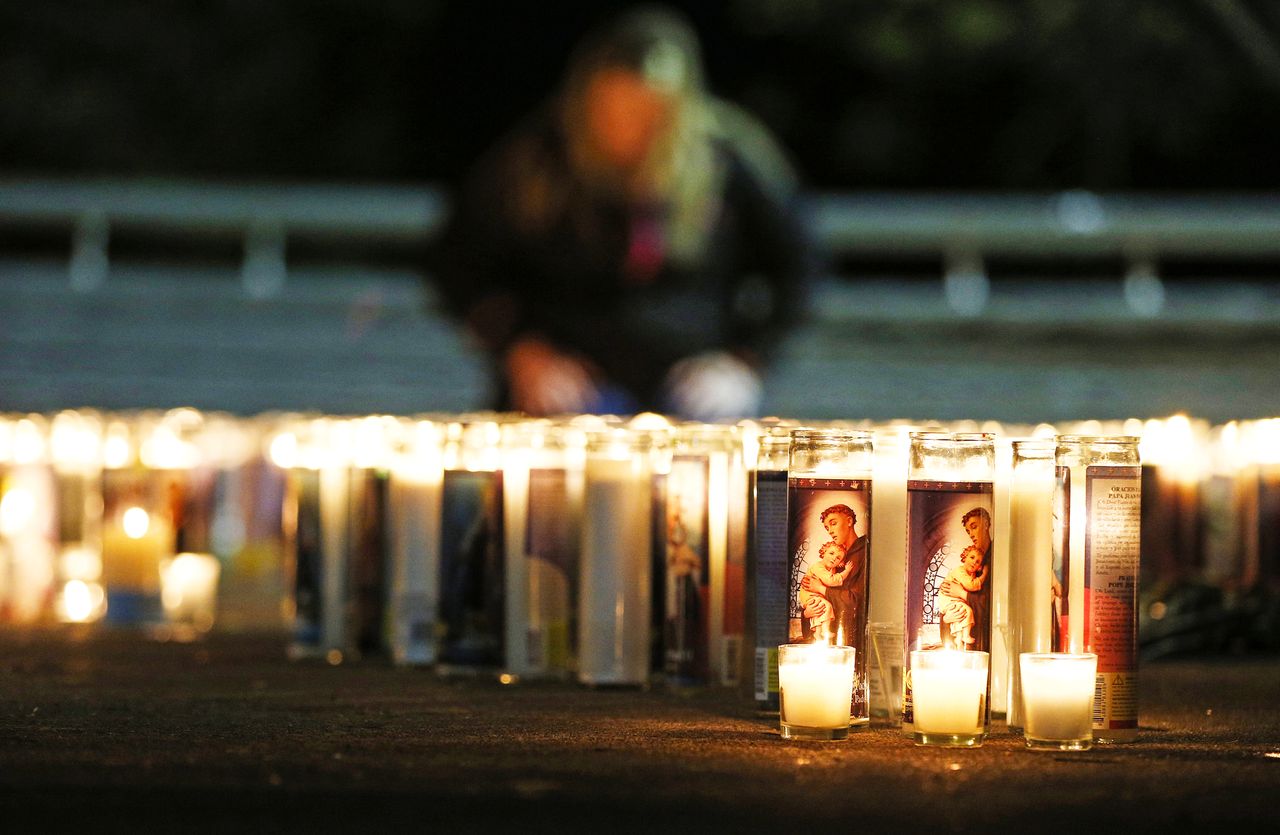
[
  {"left": 60, "top": 579, "right": 106, "bottom": 623},
  {"left": 1019, "top": 652, "right": 1096, "bottom": 750},
  {"left": 778, "top": 643, "right": 856, "bottom": 739},
  {"left": 0, "top": 487, "right": 36, "bottom": 536},
  {"left": 122, "top": 507, "right": 151, "bottom": 539},
  {"left": 910, "top": 650, "right": 989, "bottom": 745}
]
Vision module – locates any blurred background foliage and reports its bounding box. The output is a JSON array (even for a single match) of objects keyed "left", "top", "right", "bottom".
[{"left": 2, "top": 0, "right": 1278, "bottom": 190}]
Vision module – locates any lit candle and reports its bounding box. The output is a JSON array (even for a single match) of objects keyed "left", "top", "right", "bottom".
[
  {"left": 903, "top": 432, "right": 995, "bottom": 737},
  {"left": 386, "top": 419, "right": 443, "bottom": 667},
  {"left": 909, "top": 649, "right": 989, "bottom": 747},
  {"left": 502, "top": 419, "right": 580, "bottom": 680},
  {"left": 1019, "top": 652, "right": 1097, "bottom": 750},
  {"left": 160, "top": 551, "right": 221, "bottom": 639},
  {"left": 578, "top": 427, "right": 656, "bottom": 687},
  {"left": 778, "top": 643, "right": 856, "bottom": 740},
  {"left": 1054, "top": 435, "right": 1141, "bottom": 743}
]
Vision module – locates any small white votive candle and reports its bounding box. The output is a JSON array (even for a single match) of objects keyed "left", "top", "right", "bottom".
[
  {"left": 910, "top": 650, "right": 989, "bottom": 747},
  {"left": 1019, "top": 652, "right": 1097, "bottom": 751},
  {"left": 160, "top": 552, "right": 221, "bottom": 640},
  {"left": 778, "top": 644, "right": 856, "bottom": 740}
]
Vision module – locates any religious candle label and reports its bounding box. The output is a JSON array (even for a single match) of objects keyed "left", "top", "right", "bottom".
[
  {"left": 902, "top": 480, "right": 994, "bottom": 726},
  {"left": 291, "top": 469, "right": 322, "bottom": 648},
  {"left": 787, "top": 477, "right": 871, "bottom": 718},
  {"left": 664, "top": 455, "right": 711, "bottom": 684},
  {"left": 439, "top": 469, "right": 505, "bottom": 667},
  {"left": 722, "top": 458, "right": 747, "bottom": 688},
  {"left": 1054, "top": 466, "right": 1072, "bottom": 651},
  {"left": 752, "top": 468, "right": 789, "bottom": 707},
  {"left": 525, "top": 468, "right": 576, "bottom": 672},
  {"left": 348, "top": 470, "right": 389, "bottom": 657},
  {"left": 1084, "top": 465, "right": 1141, "bottom": 733}
]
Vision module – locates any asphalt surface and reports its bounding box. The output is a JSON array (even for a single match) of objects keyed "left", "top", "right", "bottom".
[{"left": 1, "top": 629, "right": 1277, "bottom": 833}]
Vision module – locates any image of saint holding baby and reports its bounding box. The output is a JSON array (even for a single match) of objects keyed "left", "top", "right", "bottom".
[{"left": 937, "top": 507, "right": 992, "bottom": 651}]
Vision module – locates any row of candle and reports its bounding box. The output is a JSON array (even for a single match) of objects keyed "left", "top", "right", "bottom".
[{"left": 0, "top": 409, "right": 1278, "bottom": 727}]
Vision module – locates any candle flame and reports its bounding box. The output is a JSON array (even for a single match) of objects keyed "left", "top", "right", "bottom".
[
  {"left": 122, "top": 506, "right": 150, "bottom": 539},
  {"left": 0, "top": 487, "right": 36, "bottom": 536}
]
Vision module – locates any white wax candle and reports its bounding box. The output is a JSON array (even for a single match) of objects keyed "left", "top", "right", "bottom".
[
  {"left": 707, "top": 448, "right": 729, "bottom": 685},
  {"left": 1020, "top": 653, "right": 1095, "bottom": 743},
  {"left": 1007, "top": 456, "right": 1055, "bottom": 728},
  {"left": 160, "top": 551, "right": 221, "bottom": 632},
  {"left": 779, "top": 645, "right": 855, "bottom": 730},
  {"left": 869, "top": 430, "right": 908, "bottom": 631},
  {"left": 990, "top": 439, "right": 1013, "bottom": 715},
  {"left": 1066, "top": 463, "right": 1088, "bottom": 652},
  {"left": 387, "top": 467, "right": 442, "bottom": 666},
  {"left": 318, "top": 464, "right": 350, "bottom": 656},
  {"left": 911, "top": 651, "right": 987, "bottom": 735},
  {"left": 579, "top": 455, "right": 652, "bottom": 686},
  {"left": 503, "top": 446, "right": 532, "bottom": 675}
]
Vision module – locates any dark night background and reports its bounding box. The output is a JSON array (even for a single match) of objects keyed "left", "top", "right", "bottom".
[{"left": 3, "top": 0, "right": 1279, "bottom": 191}]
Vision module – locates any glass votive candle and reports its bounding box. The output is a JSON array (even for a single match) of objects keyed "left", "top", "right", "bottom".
[
  {"left": 160, "top": 552, "right": 221, "bottom": 640},
  {"left": 909, "top": 650, "right": 989, "bottom": 747},
  {"left": 1019, "top": 652, "right": 1097, "bottom": 751},
  {"left": 778, "top": 644, "right": 856, "bottom": 740}
]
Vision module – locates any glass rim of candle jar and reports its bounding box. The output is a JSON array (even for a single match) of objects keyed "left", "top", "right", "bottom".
[
  {"left": 1011, "top": 437, "right": 1056, "bottom": 452},
  {"left": 672, "top": 422, "right": 739, "bottom": 452},
  {"left": 1020, "top": 650, "right": 1096, "bottom": 664},
  {"left": 909, "top": 431, "right": 995, "bottom": 444},
  {"left": 790, "top": 427, "right": 872, "bottom": 444},
  {"left": 911, "top": 648, "right": 989, "bottom": 661},
  {"left": 1056, "top": 434, "right": 1140, "bottom": 446},
  {"left": 778, "top": 643, "right": 857, "bottom": 666}
]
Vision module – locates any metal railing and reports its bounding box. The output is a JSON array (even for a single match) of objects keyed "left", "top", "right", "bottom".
[{"left": 3, "top": 178, "right": 1279, "bottom": 314}]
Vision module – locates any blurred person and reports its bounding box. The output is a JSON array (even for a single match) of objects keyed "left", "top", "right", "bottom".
[{"left": 434, "top": 6, "right": 814, "bottom": 419}]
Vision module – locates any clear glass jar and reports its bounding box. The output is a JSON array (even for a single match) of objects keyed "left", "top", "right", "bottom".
[
  {"left": 786, "top": 428, "right": 874, "bottom": 727},
  {"left": 578, "top": 427, "right": 662, "bottom": 686},
  {"left": 745, "top": 425, "right": 794, "bottom": 711},
  {"left": 662, "top": 424, "right": 740, "bottom": 688},
  {"left": 903, "top": 432, "right": 995, "bottom": 735},
  {"left": 1053, "top": 435, "right": 1141, "bottom": 743}
]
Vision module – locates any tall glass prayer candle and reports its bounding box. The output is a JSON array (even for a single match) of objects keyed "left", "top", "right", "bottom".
[
  {"left": 386, "top": 419, "right": 443, "bottom": 667},
  {"left": 438, "top": 418, "right": 505, "bottom": 674},
  {"left": 662, "top": 424, "right": 737, "bottom": 687},
  {"left": 201, "top": 415, "right": 280, "bottom": 633},
  {"left": 276, "top": 417, "right": 355, "bottom": 663},
  {"left": 1053, "top": 435, "right": 1141, "bottom": 743},
  {"left": 989, "top": 432, "right": 1013, "bottom": 718},
  {"left": 579, "top": 427, "right": 659, "bottom": 686},
  {"left": 903, "top": 432, "right": 995, "bottom": 736},
  {"left": 1006, "top": 438, "right": 1056, "bottom": 731},
  {"left": 1245, "top": 419, "right": 1280, "bottom": 593},
  {"left": 0, "top": 415, "right": 57, "bottom": 623},
  {"left": 100, "top": 416, "right": 182, "bottom": 629},
  {"left": 867, "top": 424, "right": 912, "bottom": 718},
  {"left": 724, "top": 426, "right": 750, "bottom": 689},
  {"left": 49, "top": 411, "right": 105, "bottom": 619},
  {"left": 501, "top": 420, "right": 583, "bottom": 680},
  {"left": 745, "top": 426, "right": 792, "bottom": 711},
  {"left": 787, "top": 428, "right": 874, "bottom": 728},
  {"left": 346, "top": 416, "right": 399, "bottom": 660}
]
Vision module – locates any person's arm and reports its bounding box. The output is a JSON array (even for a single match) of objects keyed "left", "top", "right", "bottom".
[{"left": 431, "top": 118, "right": 599, "bottom": 414}]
